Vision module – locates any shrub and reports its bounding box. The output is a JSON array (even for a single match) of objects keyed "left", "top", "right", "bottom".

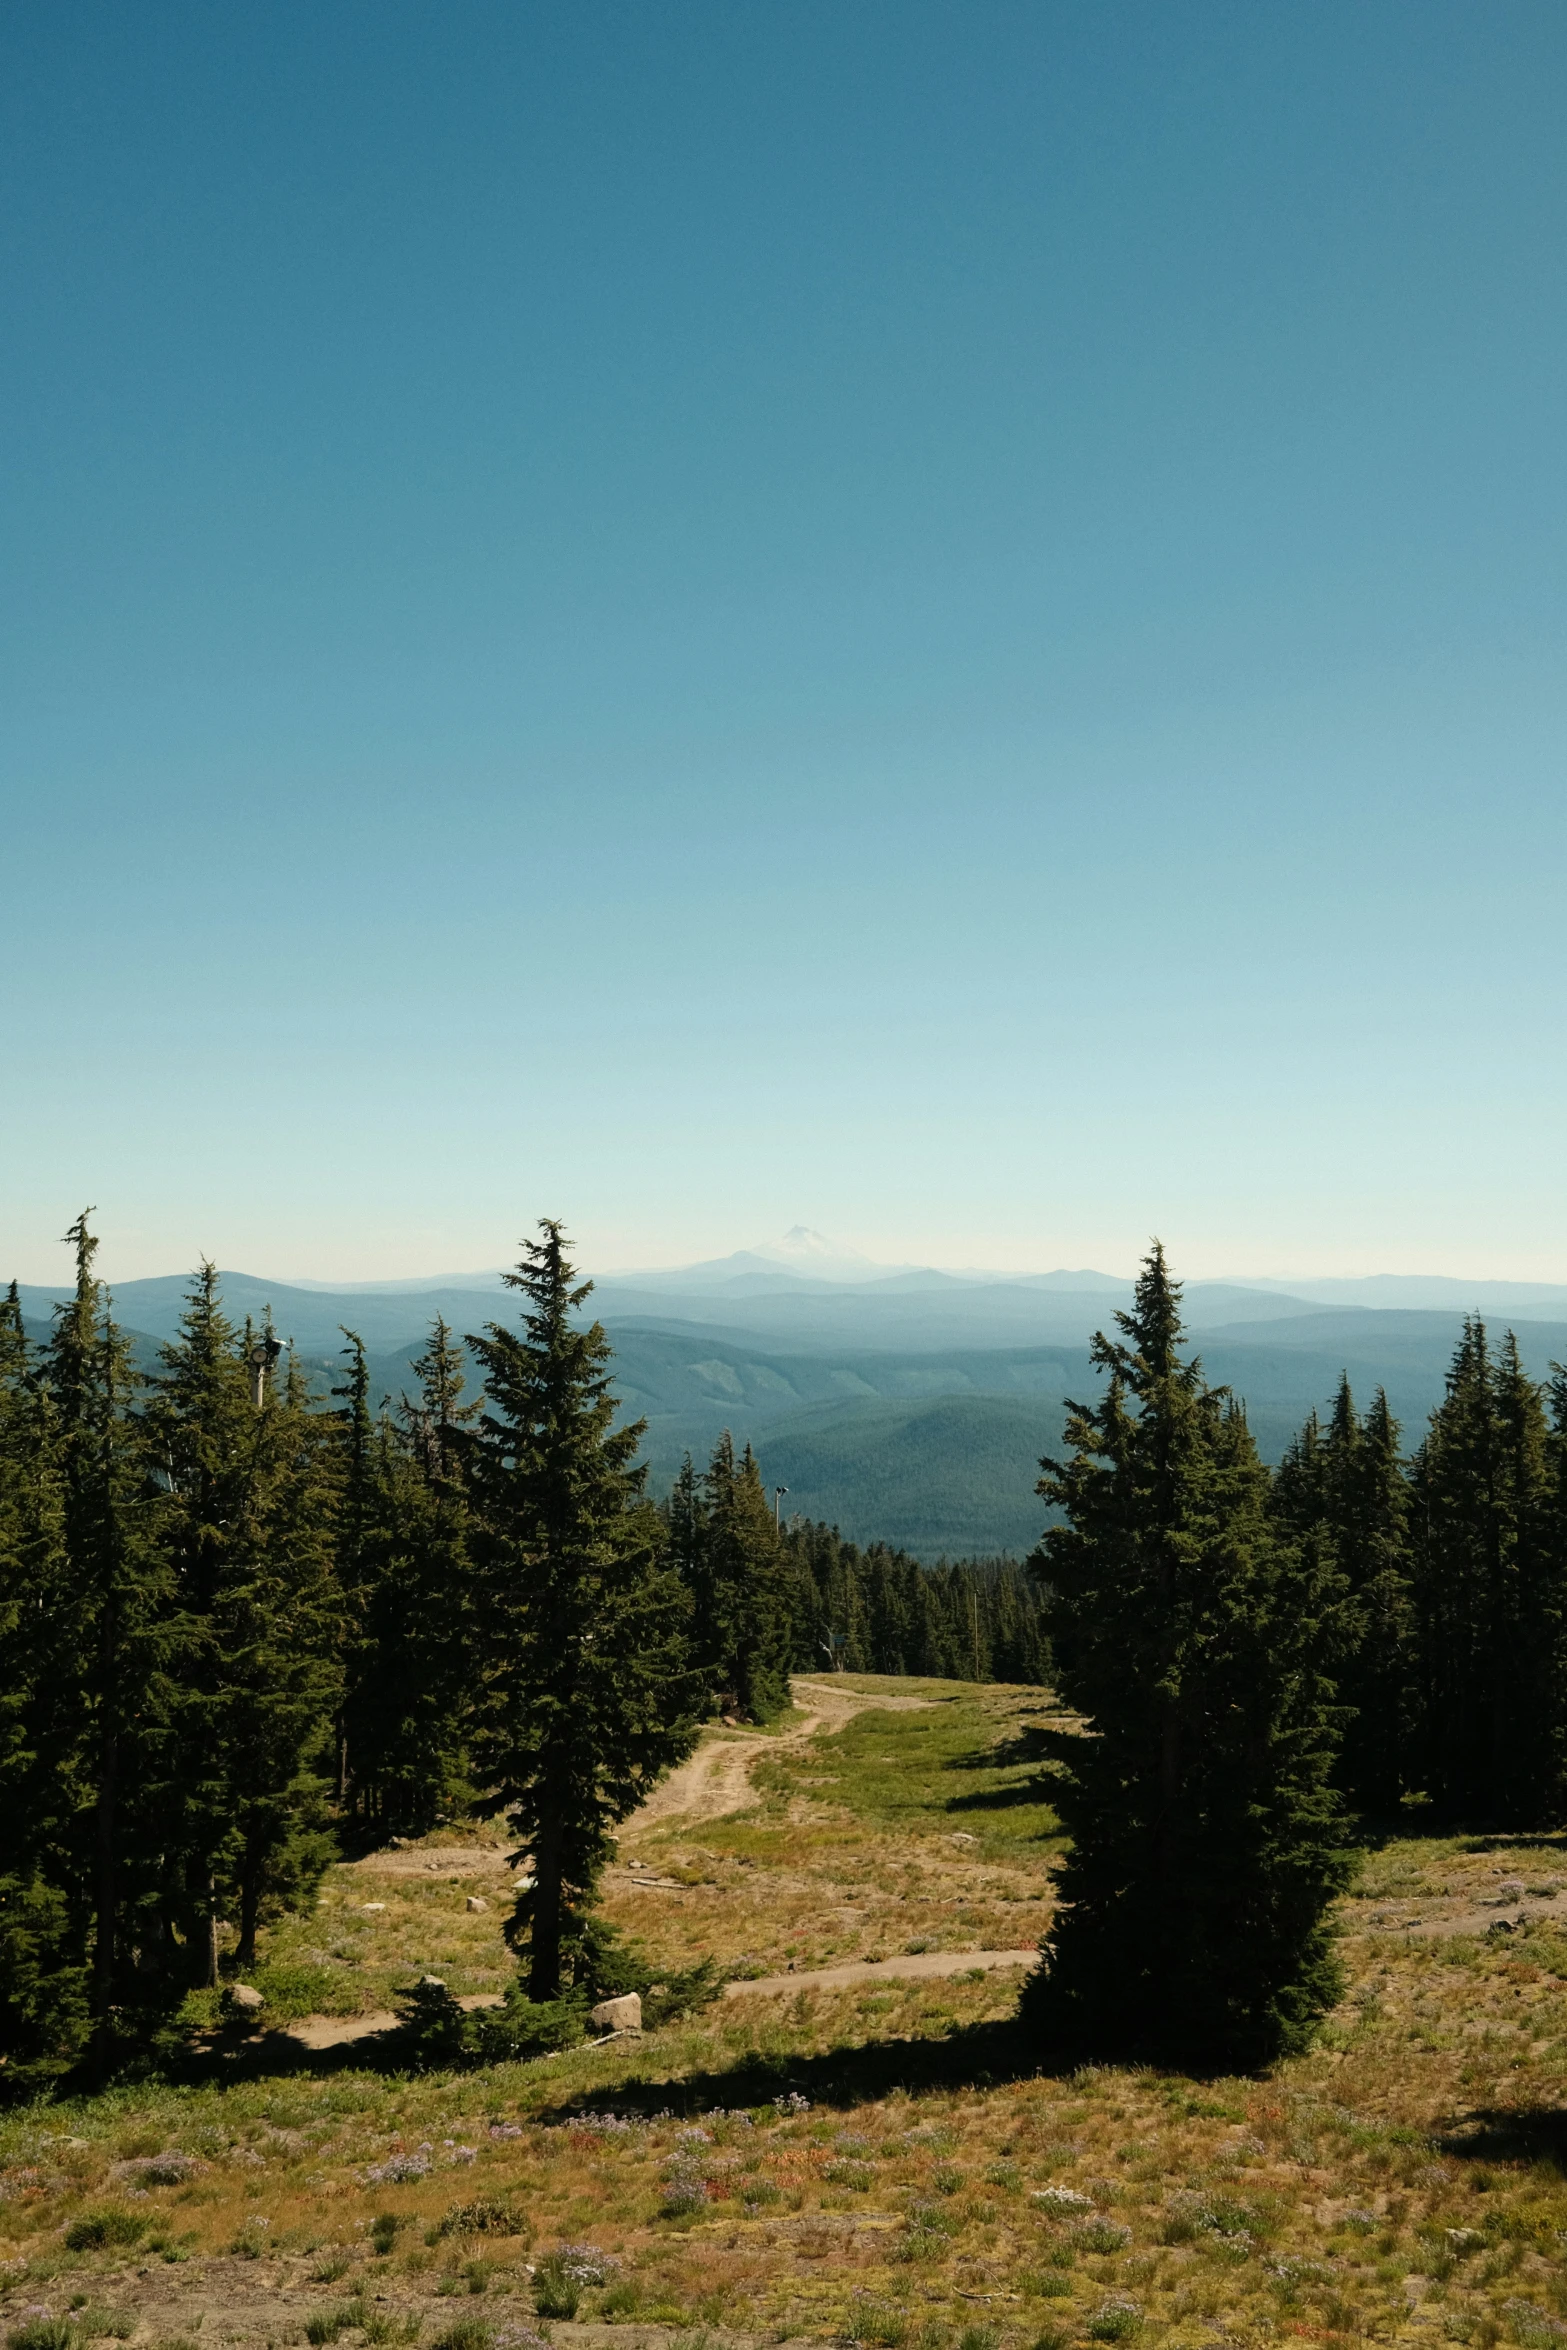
[
  {"left": 1506, "top": 2304, "right": 1567, "bottom": 2350},
  {"left": 63, "top": 2212, "right": 148, "bottom": 2253},
  {"left": 1088, "top": 2302, "right": 1143, "bottom": 2343},
  {"left": 824, "top": 2161, "right": 874, "bottom": 2191},
  {"left": 1025, "top": 2274, "right": 1073, "bottom": 2300},
  {"left": 904, "top": 2201, "right": 955, "bottom": 2238},
  {"left": 641, "top": 1957, "right": 726, "bottom": 2029},
  {"left": 661, "top": 2161, "right": 707, "bottom": 2218},
  {"left": 468, "top": 1986, "right": 587, "bottom": 2066},
  {"left": 957, "top": 2330, "right": 999, "bottom": 2350},
  {"left": 115, "top": 2154, "right": 199, "bottom": 2189},
  {"left": 365, "top": 2148, "right": 433, "bottom": 2184},
  {"left": 312, "top": 2311, "right": 403, "bottom": 2350},
  {"left": 244, "top": 1964, "right": 360, "bottom": 2021},
  {"left": 531, "top": 2266, "right": 579, "bottom": 2321},
  {"left": 391, "top": 1979, "right": 470, "bottom": 2069},
  {"left": 847, "top": 2301, "right": 910, "bottom": 2346},
  {"left": 368, "top": 2216, "right": 401, "bottom": 2257},
  {"left": 437, "top": 2202, "right": 527, "bottom": 2240},
  {"left": 9, "top": 2323, "right": 77, "bottom": 2350},
  {"left": 533, "top": 2243, "right": 615, "bottom": 2319},
  {"left": 430, "top": 2325, "right": 493, "bottom": 2350},
  {"left": 896, "top": 2203, "right": 954, "bottom": 2262},
  {"left": 1073, "top": 2220, "right": 1131, "bottom": 2255}
]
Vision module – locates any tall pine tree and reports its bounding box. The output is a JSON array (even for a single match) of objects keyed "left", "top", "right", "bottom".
[
  {"left": 0, "top": 1282, "right": 91, "bottom": 2089},
  {"left": 1410, "top": 1322, "right": 1562, "bottom": 1823},
  {"left": 145, "top": 1274, "right": 340, "bottom": 1975},
  {"left": 344, "top": 1318, "right": 478, "bottom": 1829},
  {"left": 1025, "top": 1245, "right": 1352, "bottom": 2069},
  {"left": 468, "top": 1223, "right": 702, "bottom": 1999},
  {"left": 1274, "top": 1377, "right": 1414, "bottom": 1815},
  {"left": 36, "top": 1214, "right": 173, "bottom": 2063},
  {"left": 694, "top": 1433, "right": 796, "bottom": 1721}
]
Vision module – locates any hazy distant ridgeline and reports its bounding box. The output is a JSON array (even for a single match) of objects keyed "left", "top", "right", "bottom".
[{"left": 17, "top": 1257, "right": 1567, "bottom": 1558}]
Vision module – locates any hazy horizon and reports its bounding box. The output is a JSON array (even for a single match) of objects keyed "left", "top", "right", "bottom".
[{"left": 10, "top": 1223, "right": 1567, "bottom": 1299}]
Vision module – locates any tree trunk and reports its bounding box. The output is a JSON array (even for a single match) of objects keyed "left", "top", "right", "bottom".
[
  {"left": 92, "top": 1719, "right": 118, "bottom": 2031},
  {"left": 528, "top": 1808, "right": 564, "bottom": 1999},
  {"left": 236, "top": 1846, "right": 262, "bottom": 1970}
]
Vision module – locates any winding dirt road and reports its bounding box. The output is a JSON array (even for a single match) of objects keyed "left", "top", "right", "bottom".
[{"left": 629, "top": 1676, "right": 937, "bottom": 1831}]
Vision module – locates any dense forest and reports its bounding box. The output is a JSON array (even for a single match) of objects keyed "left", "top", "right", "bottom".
[
  {"left": 1027, "top": 1244, "right": 1567, "bottom": 2069},
  {"left": 0, "top": 1216, "right": 1043, "bottom": 2093},
  {"left": 5, "top": 1215, "right": 1567, "bottom": 2087}
]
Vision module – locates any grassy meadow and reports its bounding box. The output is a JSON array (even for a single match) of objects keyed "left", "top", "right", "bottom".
[{"left": 6, "top": 1678, "right": 1567, "bottom": 2350}]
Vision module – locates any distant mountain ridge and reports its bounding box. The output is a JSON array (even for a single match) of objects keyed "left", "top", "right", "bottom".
[{"left": 14, "top": 1240, "right": 1567, "bottom": 1559}]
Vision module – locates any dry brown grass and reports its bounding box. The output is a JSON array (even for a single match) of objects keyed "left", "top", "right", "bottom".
[{"left": 6, "top": 1684, "right": 1567, "bottom": 2350}]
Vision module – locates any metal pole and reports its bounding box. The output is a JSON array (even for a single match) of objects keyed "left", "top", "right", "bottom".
[{"left": 249, "top": 1335, "right": 282, "bottom": 1408}]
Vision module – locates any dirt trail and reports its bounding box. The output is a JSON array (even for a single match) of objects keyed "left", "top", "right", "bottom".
[
  {"left": 278, "top": 1945, "right": 1039, "bottom": 2053},
  {"left": 270, "top": 1681, "right": 960, "bottom": 2057},
  {"left": 1359, "top": 1896, "right": 1567, "bottom": 1940},
  {"left": 724, "top": 1947, "right": 1034, "bottom": 1998},
  {"left": 629, "top": 1675, "right": 935, "bottom": 1831}
]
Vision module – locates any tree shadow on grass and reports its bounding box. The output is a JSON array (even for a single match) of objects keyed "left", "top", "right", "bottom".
[
  {"left": 164, "top": 2006, "right": 1253, "bottom": 2110},
  {"left": 945, "top": 1719, "right": 1063, "bottom": 1775},
  {"left": 1457, "top": 1833, "right": 1567, "bottom": 1856},
  {"left": 1436, "top": 2107, "right": 1567, "bottom": 2174},
  {"left": 531, "top": 2017, "right": 1246, "bottom": 2120},
  {"left": 168, "top": 2015, "right": 1047, "bottom": 2102},
  {"left": 941, "top": 1722, "right": 1069, "bottom": 1819},
  {"left": 1350, "top": 1814, "right": 1567, "bottom": 1855},
  {"left": 945, "top": 1780, "right": 1061, "bottom": 1817},
  {"left": 162, "top": 2020, "right": 418, "bottom": 2086},
  {"left": 535, "top": 2015, "right": 1047, "bottom": 2118}
]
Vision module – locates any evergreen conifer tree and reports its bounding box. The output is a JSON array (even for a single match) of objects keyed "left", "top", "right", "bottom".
[
  {"left": 0, "top": 1282, "right": 91, "bottom": 2088},
  {"left": 331, "top": 1330, "right": 379, "bottom": 1806},
  {"left": 1411, "top": 1323, "right": 1561, "bottom": 1822},
  {"left": 36, "top": 1214, "right": 174, "bottom": 2058},
  {"left": 219, "top": 1343, "right": 339, "bottom": 1964},
  {"left": 468, "top": 1222, "right": 702, "bottom": 1999},
  {"left": 1274, "top": 1377, "right": 1414, "bottom": 1814},
  {"left": 1025, "top": 1245, "right": 1352, "bottom": 2069},
  {"left": 344, "top": 1318, "right": 478, "bottom": 1828},
  {"left": 698, "top": 1434, "right": 796, "bottom": 1720},
  {"left": 145, "top": 1273, "right": 339, "bottom": 1974}
]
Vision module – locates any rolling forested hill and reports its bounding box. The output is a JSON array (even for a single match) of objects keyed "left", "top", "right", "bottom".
[{"left": 15, "top": 1265, "right": 1567, "bottom": 1559}]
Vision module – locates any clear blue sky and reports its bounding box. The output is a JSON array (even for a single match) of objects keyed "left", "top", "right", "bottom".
[{"left": 4, "top": 1, "right": 1565, "bottom": 1285}]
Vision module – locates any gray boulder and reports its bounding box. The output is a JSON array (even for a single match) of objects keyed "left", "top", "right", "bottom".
[{"left": 589, "top": 1991, "right": 642, "bottom": 2034}]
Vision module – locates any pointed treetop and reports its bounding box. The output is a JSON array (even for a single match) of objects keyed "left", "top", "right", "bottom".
[
  {"left": 62, "top": 1209, "right": 99, "bottom": 1292},
  {"left": 503, "top": 1218, "right": 596, "bottom": 1327},
  {"left": 1123, "top": 1241, "right": 1181, "bottom": 1369}
]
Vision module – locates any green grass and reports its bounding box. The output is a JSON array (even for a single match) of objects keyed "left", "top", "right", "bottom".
[{"left": 747, "top": 1682, "right": 1064, "bottom": 1859}]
